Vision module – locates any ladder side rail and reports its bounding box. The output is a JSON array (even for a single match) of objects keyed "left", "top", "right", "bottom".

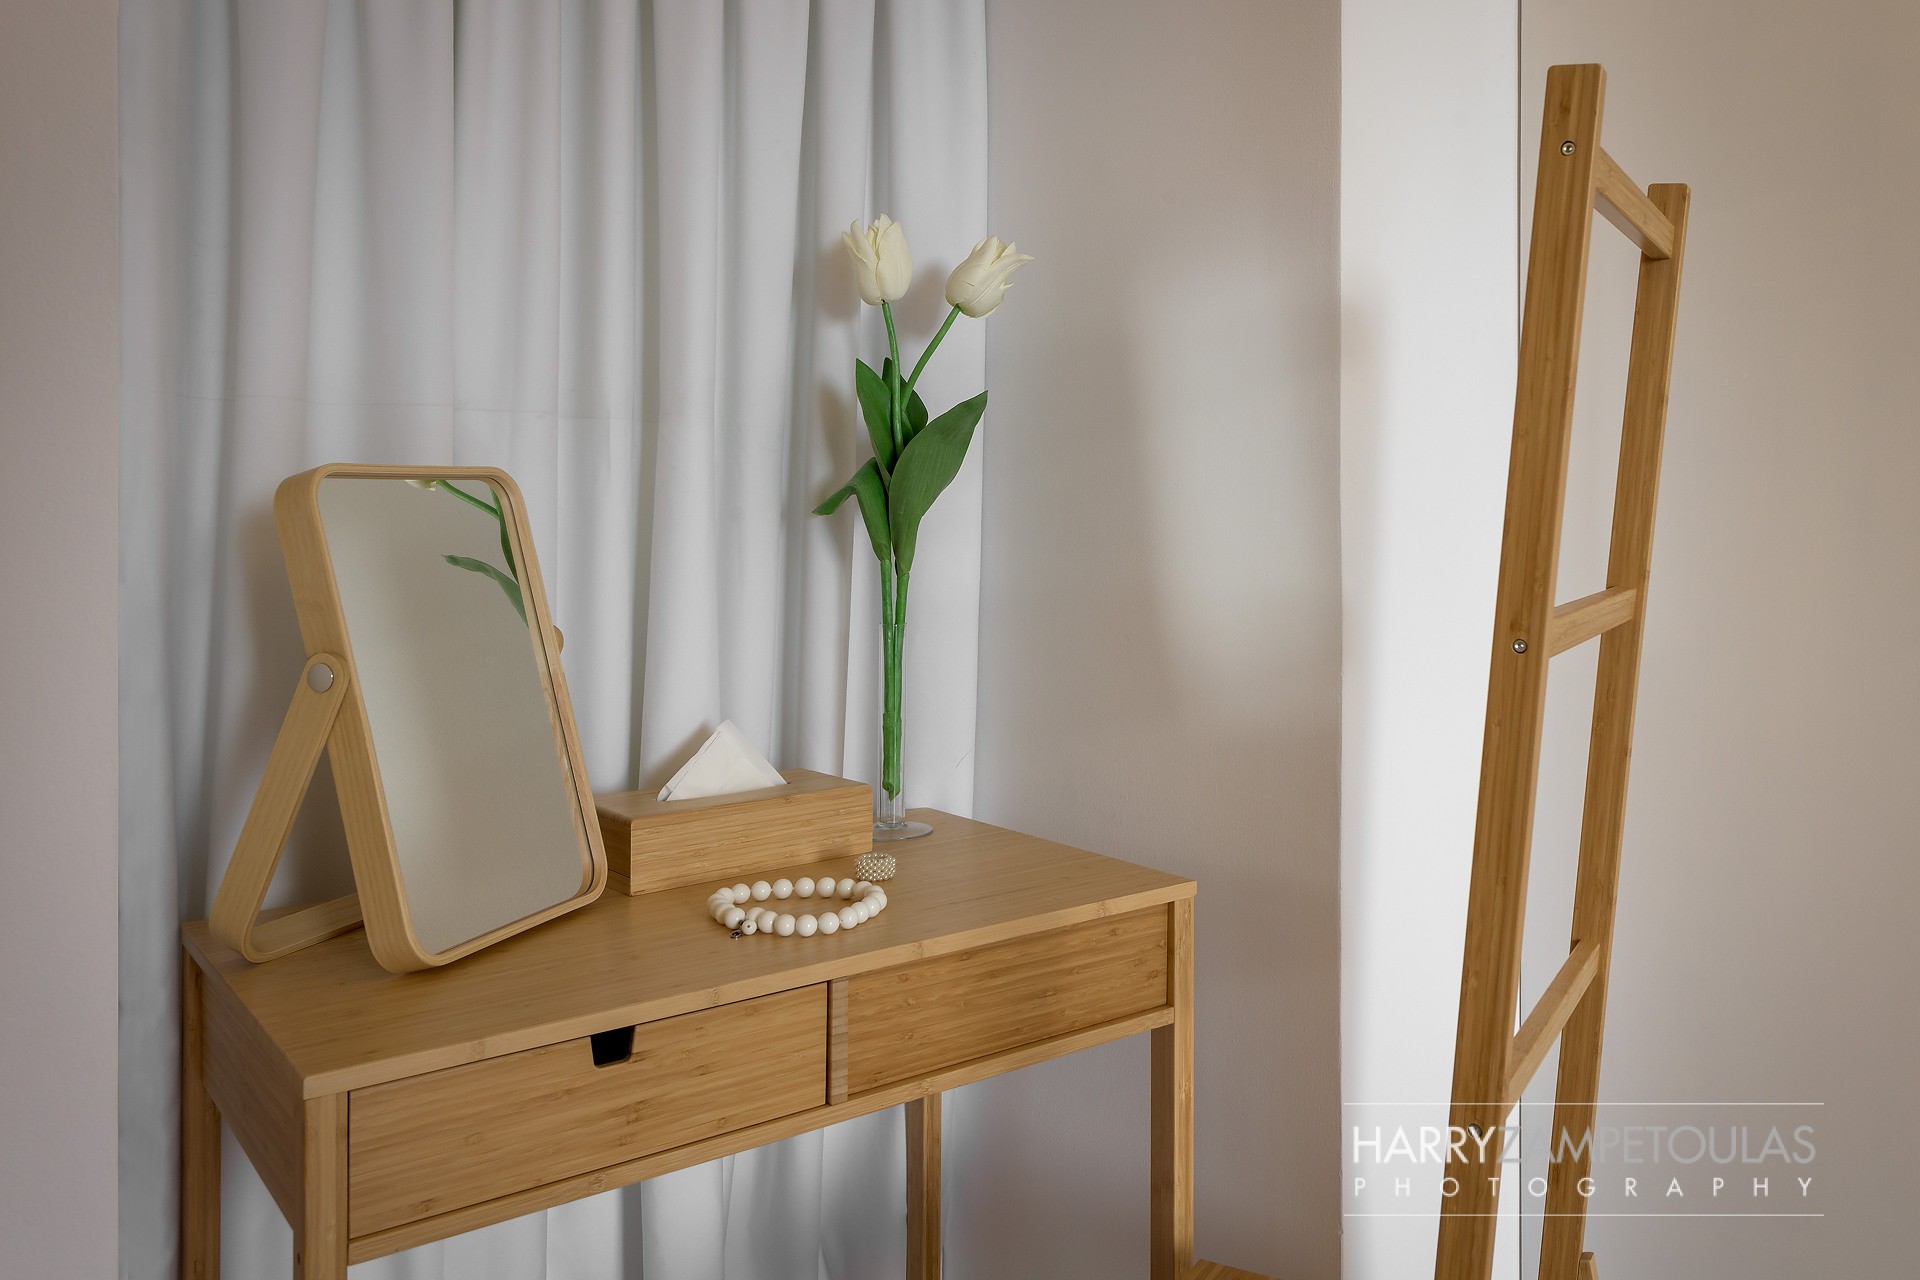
[
  {"left": 1435, "top": 62, "right": 1608, "bottom": 1280},
  {"left": 1537, "top": 182, "right": 1692, "bottom": 1280}
]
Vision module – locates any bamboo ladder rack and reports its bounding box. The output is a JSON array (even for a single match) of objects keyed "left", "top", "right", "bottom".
[{"left": 1435, "top": 64, "right": 1690, "bottom": 1280}]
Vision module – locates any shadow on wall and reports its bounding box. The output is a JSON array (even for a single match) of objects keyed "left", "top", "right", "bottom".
[{"left": 967, "top": 238, "right": 1341, "bottom": 1273}]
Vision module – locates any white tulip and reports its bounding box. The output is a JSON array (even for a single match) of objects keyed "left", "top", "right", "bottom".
[
  {"left": 842, "top": 215, "right": 913, "bottom": 306},
  {"left": 944, "top": 236, "right": 1034, "bottom": 317}
]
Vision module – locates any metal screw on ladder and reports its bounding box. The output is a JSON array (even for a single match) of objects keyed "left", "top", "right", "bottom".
[
  {"left": 1561, "top": 140, "right": 1577, "bottom": 155},
  {"left": 1512, "top": 638, "right": 1528, "bottom": 654}
]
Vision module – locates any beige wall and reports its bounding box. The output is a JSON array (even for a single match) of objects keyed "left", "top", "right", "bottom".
[
  {"left": 0, "top": 0, "right": 121, "bottom": 1274},
  {"left": 972, "top": 1, "right": 1340, "bottom": 1274},
  {"left": 1515, "top": 7, "right": 1920, "bottom": 1274}
]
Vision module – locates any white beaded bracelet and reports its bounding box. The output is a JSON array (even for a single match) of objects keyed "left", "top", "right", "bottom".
[{"left": 706, "top": 874, "right": 889, "bottom": 938}]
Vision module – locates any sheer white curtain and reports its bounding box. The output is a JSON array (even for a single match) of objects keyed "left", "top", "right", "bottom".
[{"left": 118, "top": 2, "right": 987, "bottom": 1275}]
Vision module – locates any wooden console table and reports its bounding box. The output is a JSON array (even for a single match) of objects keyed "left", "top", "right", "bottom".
[{"left": 180, "top": 811, "right": 1208, "bottom": 1278}]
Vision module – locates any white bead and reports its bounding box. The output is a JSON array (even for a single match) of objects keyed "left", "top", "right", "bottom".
[
  {"left": 721, "top": 906, "right": 745, "bottom": 928},
  {"left": 838, "top": 906, "right": 860, "bottom": 929},
  {"left": 759, "top": 908, "right": 779, "bottom": 930},
  {"left": 796, "top": 914, "right": 818, "bottom": 937},
  {"left": 849, "top": 902, "right": 869, "bottom": 923},
  {"left": 839, "top": 878, "right": 856, "bottom": 898},
  {"left": 732, "top": 883, "right": 751, "bottom": 903},
  {"left": 709, "top": 901, "right": 730, "bottom": 921},
  {"left": 867, "top": 890, "right": 887, "bottom": 910},
  {"left": 774, "top": 913, "right": 796, "bottom": 936},
  {"left": 796, "top": 876, "right": 816, "bottom": 898},
  {"left": 855, "top": 881, "right": 874, "bottom": 896},
  {"left": 773, "top": 878, "right": 793, "bottom": 900},
  {"left": 740, "top": 916, "right": 758, "bottom": 935},
  {"left": 752, "top": 880, "right": 772, "bottom": 902},
  {"left": 818, "top": 912, "right": 840, "bottom": 935}
]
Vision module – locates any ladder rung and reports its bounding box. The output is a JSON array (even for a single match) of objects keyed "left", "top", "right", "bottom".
[
  {"left": 1593, "top": 147, "right": 1674, "bottom": 259},
  {"left": 1191, "top": 1262, "right": 1278, "bottom": 1280},
  {"left": 1548, "top": 586, "right": 1639, "bottom": 655},
  {"left": 1506, "top": 938, "right": 1602, "bottom": 1103}
]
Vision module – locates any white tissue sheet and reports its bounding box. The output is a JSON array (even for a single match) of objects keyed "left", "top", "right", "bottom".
[{"left": 657, "top": 719, "right": 787, "bottom": 801}]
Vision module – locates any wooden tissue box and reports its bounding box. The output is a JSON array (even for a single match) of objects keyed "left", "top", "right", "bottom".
[{"left": 594, "top": 769, "right": 873, "bottom": 896}]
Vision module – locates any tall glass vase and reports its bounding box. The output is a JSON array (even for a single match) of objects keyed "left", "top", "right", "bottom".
[{"left": 875, "top": 613, "right": 930, "bottom": 840}]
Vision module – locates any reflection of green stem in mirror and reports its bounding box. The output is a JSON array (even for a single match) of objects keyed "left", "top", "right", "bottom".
[{"left": 412, "top": 479, "right": 526, "bottom": 624}]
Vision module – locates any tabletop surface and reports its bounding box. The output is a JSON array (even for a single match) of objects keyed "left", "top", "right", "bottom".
[{"left": 184, "top": 810, "right": 1195, "bottom": 1097}]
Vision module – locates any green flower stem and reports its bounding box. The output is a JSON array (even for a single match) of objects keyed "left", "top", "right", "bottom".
[
  {"left": 905, "top": 306, "right": 962, "bottom": 394},
  {"left": 437, "top": 480, "right": 499, "bottom": 519},
  {"left": 882, "top": 301, "right": 904, "bottom": 454},
  {"left": 880, "top": 556, "right": 905, "bottom": 800},
  {"left": 882, "top": 619, "right": 904, "bottom": 800}
]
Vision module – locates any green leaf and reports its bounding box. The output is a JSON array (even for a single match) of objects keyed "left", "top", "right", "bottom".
[
  {"left": 854, "top": 359, "right": 895, "bottom": 472},
  {"left": 444, "top": 554, "right": 527, "bottom": 624},
  {"left": 904, "top": 385, "right": 929, "bottom": 444},
  {"left": 887, "top": 390, "right": 987, "bottom": 575},
  {"left": 812, "top": 458, "right": 892, "bottom": 563}
]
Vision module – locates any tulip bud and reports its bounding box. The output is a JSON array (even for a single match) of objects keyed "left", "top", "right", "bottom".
[
  {"left": 944, "top": 236, "right": 1034, "bottom": 317},
  {"left": 842, "top": 215, "right": 913, "bottom": 306}
]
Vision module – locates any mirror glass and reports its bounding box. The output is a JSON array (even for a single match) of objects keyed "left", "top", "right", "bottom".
[{"left": 317, "top": 476, "right": 591, "bottom": 954}]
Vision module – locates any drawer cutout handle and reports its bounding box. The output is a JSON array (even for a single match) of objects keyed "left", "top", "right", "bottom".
[{"left": 589, "top": 1025, "right": 636, "bottom": 1067}]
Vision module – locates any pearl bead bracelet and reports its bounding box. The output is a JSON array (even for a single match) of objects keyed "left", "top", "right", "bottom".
[{"left": 706, "top": 874, "right": 890, "bottom": 938}]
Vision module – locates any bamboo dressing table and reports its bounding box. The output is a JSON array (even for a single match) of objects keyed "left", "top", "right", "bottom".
[{"left": 181, "top": 811, "right": 1200, "bottom": 1278}]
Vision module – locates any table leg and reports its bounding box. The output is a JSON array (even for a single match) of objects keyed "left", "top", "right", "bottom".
[
  {"left": 182, "top": 962, "right": 222, "bottom": 1280},
  {"left": 295, "top": 1094, "right": 347, "bottom": 1279},
  {"left": 907, "top": 1093, "right": 942, "bottom": 1279},
  {"left": 1150, "top": 898, "right": 1195, "bottom": 1280}
]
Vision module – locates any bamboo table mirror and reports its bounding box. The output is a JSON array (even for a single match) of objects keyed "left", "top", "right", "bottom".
[{"left": 210, "top": 464, "right": 606, "bottom": 974}]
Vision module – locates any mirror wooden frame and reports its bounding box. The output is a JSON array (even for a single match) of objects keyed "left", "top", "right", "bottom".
[{"left": 209, "top": 463, "right": 607, "bottom": 973}]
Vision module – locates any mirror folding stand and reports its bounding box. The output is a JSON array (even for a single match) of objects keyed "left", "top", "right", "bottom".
[{"left": 210, "top": 464, "right": 607, "bottom": 974}]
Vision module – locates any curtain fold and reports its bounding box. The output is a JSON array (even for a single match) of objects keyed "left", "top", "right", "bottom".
[{"left": 119, "top": 2, "right": 987, "bottom": 1275}]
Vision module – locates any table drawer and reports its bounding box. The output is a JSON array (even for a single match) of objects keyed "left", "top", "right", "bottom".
[
  {"left": 348, "top": 984, "right": 826, "bottom": 1236},
  {"left": 844, "top": 908, "right": 1169, "bottom": 1095}
]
